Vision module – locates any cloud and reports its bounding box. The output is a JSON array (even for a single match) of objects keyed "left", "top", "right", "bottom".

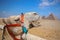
[{"left": 39, "top": 0, "right": 60, "bottom": 7}]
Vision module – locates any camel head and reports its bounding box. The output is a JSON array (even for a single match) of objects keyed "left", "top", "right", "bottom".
[{"left": 3, "top": 12, "right": 40, "bottom": 36}]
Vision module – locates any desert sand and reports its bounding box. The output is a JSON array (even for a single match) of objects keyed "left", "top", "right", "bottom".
[{"left": 29, "top": 19, "right": 60, "bottom": 40}]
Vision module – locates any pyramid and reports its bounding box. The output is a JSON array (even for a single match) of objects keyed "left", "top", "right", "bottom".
[
  {"left": 42, "top": 16, "right": 46, "bottom": 19},
  {"left": 47, "top": 13, "right": 56, "bottom": 20}
]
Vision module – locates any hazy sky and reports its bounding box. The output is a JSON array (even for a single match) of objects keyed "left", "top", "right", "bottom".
[{"left": 0, "top": 0, "right": 60, "bottom": 19}]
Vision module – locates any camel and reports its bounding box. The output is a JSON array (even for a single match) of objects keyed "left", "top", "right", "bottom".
[{"left": 1, "top": 12, "right": 40, "bottom": 40}]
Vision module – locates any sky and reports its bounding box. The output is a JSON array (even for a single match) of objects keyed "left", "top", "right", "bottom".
[{"left": 0, "top": 0, "right": 60, "bottom": 19}]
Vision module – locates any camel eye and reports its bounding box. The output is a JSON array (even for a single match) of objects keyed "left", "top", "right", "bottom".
[{"left": 14, "top": 18, "right": 19, "bottom": 21}]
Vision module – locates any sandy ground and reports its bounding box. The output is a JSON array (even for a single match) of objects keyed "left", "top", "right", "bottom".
[
  {"left": 29, "top": 19, "right": 60, "bottom": 40},
  {"left": 0, "top": 19, "right": 60, "bottom": 40}
]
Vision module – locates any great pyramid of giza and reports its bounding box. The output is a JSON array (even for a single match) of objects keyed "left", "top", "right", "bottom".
[{"left": 46, "top": 13, "right": 56, "bottom": 20}]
